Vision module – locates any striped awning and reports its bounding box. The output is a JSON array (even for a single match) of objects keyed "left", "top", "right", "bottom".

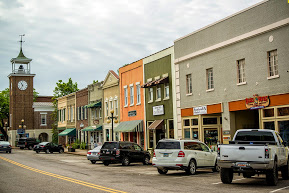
[
  {"left": 82, "top": 125, "right": 102, "bottom": 132},
  {"left": 114, "top": 120, "right": 143, "bottom": 133},
  {"left": 148, "top": 120, "right": 164, "bottom": 130}
]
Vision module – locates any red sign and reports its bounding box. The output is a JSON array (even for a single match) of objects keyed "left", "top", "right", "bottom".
[{"left": 245, "top": 94, "right": 269, "bottom": 109}]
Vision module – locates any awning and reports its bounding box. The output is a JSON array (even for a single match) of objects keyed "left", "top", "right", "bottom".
[
  {"left": 57, "top": 127, "right": 66, "bottom": 130},
  {"left": 141, "top": 80, "right": 157, "bottom": 88},
  {"left": 148, "top": 120, "right": 164, "bottom": 130},
  {"left": 82, "top": 125, "right": 102, "bottom": 132},
  {"left": 114, "top": 120, "right": 143, "bottom": 132},
  {"left": 141, "top": 76, "right": 169, "bottom": 88},
  {"left": 58, "top": 128, "right": 76, "bottom": 136},
  {"left": 85, "top": 101, "right": 102, "bottom": 108}
]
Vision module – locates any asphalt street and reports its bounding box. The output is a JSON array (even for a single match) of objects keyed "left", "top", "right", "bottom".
[{"left": 0, "top": 149, "right": 289, "bottom": 193}]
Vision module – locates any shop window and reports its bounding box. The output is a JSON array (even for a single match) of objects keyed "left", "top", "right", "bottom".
[
  {"left": 193, "top": 129, "right": 198, "bottom": 139},
  {"left": 148, "top": 130, "right": 153, "bottom": 149},
  {"left": 123, "top": 133, "right": 129, "bottom": 141},
  {"left": 264, "top": 121, "right": 275, "bottom": 130},
  {"left": 191, "top": 119, "right": 198, "bottom": 126},
  {"left": 277, "top": 107, "right": 289, "bottom": 117},
  {"left": 168, "top": 120, "right": 174, "bottom": 139},
  {"left": 279, "top": 121, "right": 289, "bottom": 142},
  {"left": 184, "top": 119, "right": 190, "bottom": 126},
  {"left": 115, "top": 132, "right": 119, "bottom": 141},
  {"left": 204, "top": 128, "right": 218, "bottom": 145},
  {"left": 220, "top": 117, "right": 222, "bottom": 124},
  {"left": 264, "top": 108, "right": 274, "bottom": 117},
  {"left": 106, "top": 129, "right": 110, "bottom": 141},
  {"left": 184, "top": 129, "right": 190, "bottom": 139},
  {"left": 203, "top": 117, "right": 218, "bottom": 125}
]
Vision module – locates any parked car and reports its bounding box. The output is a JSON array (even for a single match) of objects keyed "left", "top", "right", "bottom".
[
  {"left": 0, "top": 141, "right": 12, "bottom": 153},
  {"left": 33, "top": 142, "right": 64, "bottom": 154},
  {"left": 99, "top": 141, "right": 151, "bottom": 166},
  {"left": 152, "top": 139, "right": 218, "bottom": 175},
  {"left": 87, "top": 146, "right": 102, "bottom": 164},
  {"left": 218, "top": 129, "right": 289, "bottom": 186},
  {"left": 17, "top": 138, "right": 39, "bottom": 150}
]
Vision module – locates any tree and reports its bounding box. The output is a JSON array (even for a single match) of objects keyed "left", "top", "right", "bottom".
[
  {"left": 51, "top": 78, "right": 78, "bottom": 143},
  {"left": 0, "top": 88, "right": 9, "bottom": 140}
]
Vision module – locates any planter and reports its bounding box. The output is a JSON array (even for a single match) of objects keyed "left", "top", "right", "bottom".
[{"left": 68, "top": 147, "right": 75, "bottom": 152}]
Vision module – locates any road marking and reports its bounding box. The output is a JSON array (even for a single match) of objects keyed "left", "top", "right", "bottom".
[
  {"left": 0, "top": 156, "right": 127, "bottom": 193},
  {"left": 212, "top": 178, "right": 245, "bottom": 185},
  {"left": 270, "top": 186, "right": 289, "bottom": 193}
]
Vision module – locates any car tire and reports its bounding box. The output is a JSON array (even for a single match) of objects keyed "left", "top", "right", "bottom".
[
  {"left": 243, "top": 173, "right": 253, "bottom": 178},
  {"left": 122, "top": 156, "right": 130, "bottom": 166},
  {"left": 59, "top": 149, "right": 64, "bottom": 154},
  {"left": 45, "top": 149, "right": 50, "bottom": 154},
  {"left": 6, "top": 151, "right": 8, "bottom": 153},
  {"left": 91, "top": 160, "right": 96, "bottom": 164},
  {"left": 28, "top": 146, "right": 33, "bottom": 150},
  {"left": 220, "top": 168, "right": 233, "bottom": 184},
  {"left": 266, "top": 160, "right": 278, "bottom": 186},
  {"left": 20, "top": 147, "right": 24, "bottom": 150},
  {"left": 157, "top": 168, "right": 168, "bottom": 175},
  {"left": 281, "top": 158, "right": 289, "bottom": 180},
  {"left": 143, "top": 156, "right": 150, "bottom": 165},
  {"left": 36, "top": 151, "right": 39, "bottom": 154},
  {"left": 212, "top": 161, "right": 220, "bottom": 172},
  {"left": 103, "top": 161, "right": 110, "bottom": 166},
  {"left": 186, "top": 159, "right": 197, "bottom": 175},
  {"left": 9, "top": 151, "right": 11, "bottom": 154}
]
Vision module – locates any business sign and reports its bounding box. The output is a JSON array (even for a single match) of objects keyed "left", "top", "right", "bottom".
[
  {"left": 17, "top": 129, "right": 25, "bottom": 134},
  {"left": 193, "top": 106, "right": 207, "bottom": 115},
  {"left": 128, "top": 110, "right": 137, "bottom": 117},
  {"left": 246, "top": 94, "right": 269, "bottom": 110},
  {"left": 153, "top": 105, "right": 164, "bottom": 116}
]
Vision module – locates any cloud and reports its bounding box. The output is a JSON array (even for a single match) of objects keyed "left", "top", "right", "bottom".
[{"left": 0, "top": 0, "right": 262, "bottom": 95}]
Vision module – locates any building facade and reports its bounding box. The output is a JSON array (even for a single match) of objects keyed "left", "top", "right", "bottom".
[
  {"left": 118, "top": 60, "right": 145, "bottom": 148},
  {"left": 76, "top": 88, "right": 89, "bottom": 144},
  {"left": 174, "top": 0, "right": 289, "bottom": 148},
  {"left": 143, "top": 47, "right": 177, "bottom": 149}
]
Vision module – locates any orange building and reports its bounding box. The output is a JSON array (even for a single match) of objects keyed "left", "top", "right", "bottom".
[{"left": 116, "top": 60, "right": 145, "bottom": 148}]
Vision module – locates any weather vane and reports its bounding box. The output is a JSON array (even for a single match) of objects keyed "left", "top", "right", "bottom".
[{"left": 19, "top": 34, "right": 25, "bottom": 48}]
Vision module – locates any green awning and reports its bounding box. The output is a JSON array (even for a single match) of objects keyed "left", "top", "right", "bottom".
[
  {"left": 82, "top": 125, "right": 102, "bottom": 132},
  {"left": 57, "top": 127, "right": 66, "bottom": 130},
  {"left": 85, "top": 101, "right": 102, "bottom": 108},
  {"left": 58, "top": 128, "right": 76, "bottom": 136},
  {"left": 114, "top": 120, "right": 143, "bottom": 133}
]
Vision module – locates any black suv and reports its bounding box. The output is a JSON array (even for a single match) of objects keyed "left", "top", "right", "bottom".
[
  {"left": 17, "top": 138, "right": 39, "bottom": 150},
  {"left": 99, "top": 141, "right": 151, "bottom": 166}
]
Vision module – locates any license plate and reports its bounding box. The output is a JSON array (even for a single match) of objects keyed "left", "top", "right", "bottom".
[
  {"left": 163, "top": 153, "right": 169, "bottom": 157},
  {"left": 106, "top": 151, "right": 110, "bottom": 154},
  {"left": 92, "top": 153, "right": 96, "bottom": 155},
  {"left": 236, "top": 162, "right": 248, "bottom": 167}
]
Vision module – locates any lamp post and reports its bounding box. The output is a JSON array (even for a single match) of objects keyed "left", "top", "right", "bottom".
[
  {"left": 19, "top": 119, "right": 26, "bottom": 138},
  {"left": 107, "top": 109, "right": 118, "bottom": 141},
  {"left": 4, "top": 122, "right": 8, "bottom": 141}
]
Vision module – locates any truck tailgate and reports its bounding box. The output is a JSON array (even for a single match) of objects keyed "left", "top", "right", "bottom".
[{"left": 220, "top": 145, "right": 266, "bottom": 162}]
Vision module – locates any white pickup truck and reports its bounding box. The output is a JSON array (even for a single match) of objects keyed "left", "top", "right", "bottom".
[{"left": 217, "top": 129, "right": 289, "bottom": 186}]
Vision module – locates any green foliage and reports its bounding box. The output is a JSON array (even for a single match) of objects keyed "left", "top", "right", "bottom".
[
  {"left": 33, "top": 88, "right": 39, "bottom": 102},
  {"left": 92, "top": 80, "right": 98, "bottom": 84},
  {"left": 72, "top": 142, "right": 80, "bottom": 149},
  {"left": 51, "top": 78, "right": 79, "bottom": 144},
  {"left": 0, "top": 88, "right": 9, "bottom": 126},
  {"left": 80, "top": 142, "right": 86, "bottom": 149}
]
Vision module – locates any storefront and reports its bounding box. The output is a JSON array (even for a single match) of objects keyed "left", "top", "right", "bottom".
[
  {"left": 82, "top": 125, "right": 103, "bottom": 149},
  {"left": 58, "top": 128, "right": 76, "bottom": 145}
]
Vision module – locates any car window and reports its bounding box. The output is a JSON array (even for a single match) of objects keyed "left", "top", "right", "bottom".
[
  {"left": 120, "top": 143, "right": 133, "bottom": 150},
  {"left": 184, "top": 142, "right": 202, "bottom": 151},
  {"left": 93, "top": 146, "right": 102, "bottom": 150},
  {"left": 235, "top": 131, "right": 275, "bottom": 142},
  {"left": 102, "top": 142, "right": 118, "bottom": 149},
  {"left": 200, "top": 143, "right": 210, "bottom": 152},
  {"left": 133, "top": 144, "right": 142, "bottom": 151},
  {"left": 0, "top": 141, "right": 10, "bottom": 145},
  {"left": 39, "top": 142, "right": 49, "bottom": 146},
  {"left": 156, "top": 142, "right": 181, "bottom": 149}
]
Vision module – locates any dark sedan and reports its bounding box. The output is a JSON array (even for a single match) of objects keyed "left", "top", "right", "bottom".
[
  {"left": 0, "top": 141, "right": 12, "bottom": 153},
  {"left": 33, "top": 142, "right": 64, "bottom": 154}
]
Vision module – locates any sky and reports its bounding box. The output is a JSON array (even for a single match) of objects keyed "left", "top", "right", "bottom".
[{"left": 0, "top": 0, "right": 263, "bottom": 96}]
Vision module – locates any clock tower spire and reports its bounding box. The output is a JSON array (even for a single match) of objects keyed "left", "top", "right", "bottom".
[{"left": 8, "top": 35, "right": 35, "bottom": 142}]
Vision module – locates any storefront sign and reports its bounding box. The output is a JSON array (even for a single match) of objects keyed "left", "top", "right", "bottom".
[
  {"left": 153, "top": 105, "right": 164, "bottom": 116},
  {"left": 193, "top": 106, "right": 207, "bottom": 115},
  {"left": 245, "top": 94, "right": 270, "bottom": 110},
  {"left": 128, "top": 110, "right": 137, "bottom": 117},
  {"left": 223, "top": 131, "right": 230, "bottom": 135}
]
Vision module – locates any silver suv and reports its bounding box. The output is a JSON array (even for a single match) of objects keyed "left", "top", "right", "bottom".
[{"left": 152, "top": 139, "right": 219, "bottom": 175}]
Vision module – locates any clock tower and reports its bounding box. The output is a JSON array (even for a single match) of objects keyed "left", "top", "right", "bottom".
[{"left": 8, "top": 35, "right": 35, "bottom": 137}]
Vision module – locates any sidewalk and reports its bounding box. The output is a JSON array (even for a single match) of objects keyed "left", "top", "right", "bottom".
[{"left": 64, "top": 148, "right": 88, "bottom": 156}]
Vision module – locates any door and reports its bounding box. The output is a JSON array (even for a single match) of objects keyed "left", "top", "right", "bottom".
[
  {"left": 133, "top": 144, "right": 144, "bottom": 162},
  {"left": 200, "top": 143, "right": 215, "bottom": 166},
  {"left": 192, "top": 142, "right": 206, "bottom": 167}
]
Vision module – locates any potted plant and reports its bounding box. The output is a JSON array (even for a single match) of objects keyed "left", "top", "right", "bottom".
[{"left": 67, "top": 144, "right": 75, "bottom": 152}]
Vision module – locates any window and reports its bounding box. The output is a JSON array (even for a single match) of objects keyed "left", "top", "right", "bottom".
[
  {"left": 136, "top": 84, "right": 141, "bottom": 104},
  {"left": 41, "top": 114, "right": 47, "bottom": 125},
  {"left": 114, "top": 100, "right": 118, "bottom": 116},
  {"left": 130, "top": 85, "right": 134, "bottom": 105},
  {"left": 110, "top": 100, "right": 113, "bottom": 111},
  {"left": 78, "top": 107, "right": 81, "bottom": 120},
  {"left": 164, "top": 83, "right": 169, "bottom": 98},
  {"left": 237, "top": 59, "right": 246, "bottom": 84},
  {"left": 81, "top": 106, "right": 84, "bottom": 120},
  {"left": 67, "top": 107, "right": 70, "bottom": 121},
  {"left": 268, "top": 50, "right": 278, "bottom": 77},
  {"left": 156, "top": 85, "right": 161, "bottom": 100},
  {"left": 71, "top": 106, "right": 73, "bottom": 121},
  {"left": 124, "top": 87, "right": 128, "bottom": 106},
  {"left": 105, "top": 102, "right": 108, "bottom": 117},
  {"left": 186, "top": 74, "right": 192, "bottom": 94},
  {"left": 99, "top": 108, "right": 102, "bottom": 118},
  {"left": 84, "top": 107, "right": 87, "bottom": 120},
  {"left": 206, "top": 68, "right": 214, "bottom": 90},
  {"left": 149, "top": 87, "right": 153, "bottom": 102}
]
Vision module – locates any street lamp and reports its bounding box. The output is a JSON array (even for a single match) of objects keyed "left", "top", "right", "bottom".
[
  {"left": 107, "top": 109, "right": 118, "bottom": 141},
  {"left": 19, "top": 119, "right": 26, "bottom": 138}
]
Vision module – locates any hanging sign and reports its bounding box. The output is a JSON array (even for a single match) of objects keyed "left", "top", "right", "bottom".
[
  {"left": 153, "top": 105, "right": 164, "bottom": 116},
  {"left": 245, "top": 94, "right": 270, "bottom": 110},
  {"left": 128, "top": 110, "right": 137, "bottom": 117},
  {"left": 193, "top": 106, "right": 207, "bottom": 115}
]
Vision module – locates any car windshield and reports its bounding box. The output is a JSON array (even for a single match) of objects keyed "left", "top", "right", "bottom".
[
  {"left": 0, "top": 141, "right": 10, "bottom": 145},
  {"left": 235, "top": 131, "right": 275, "bottom": 142},
  {"left": 39, "top": 142, "right": 49, "bottom": 145},
  {"left": 156, "top": 141, "right": 181, "bottom": 149},
  {"left": 93, "top": 146, "right": 102, "bottom": 150},
  {"left": 102, "top": 142, "right": 118, "bottom": 149}
]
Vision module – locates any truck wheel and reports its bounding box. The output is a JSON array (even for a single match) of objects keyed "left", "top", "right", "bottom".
[
  {"left": 28, "top": 145, "right": 33, "bottom": 150},
  {"left": 143, "top": 156, "right": 150, "bottom": 165},
  {"left": 36, "top": 151, "right": 39, "bottom": 154},
  {"left": 45, "top": 149, "right": 50, "bottom": 154},
  {"left": 281, "top": 159, "right": 289, "bottom": 180},
  {"left": 122, "top": 156, "right": 130, "bottom": 166},
  {"left": 186, "top": 160, "right": 197, "bottom": 175},
  {"left": 157, "top": 168, "right": 168, "bottom": 175},
  {"left": 91, "top": 160, "right": 96, "bottom": 164},
  {"left": 212, "top": 161, "right": 220, "bottom": 172},
  {"left": 266, "top": 160, "right": 278, "bottom": 186},
  {"left": 103, "top": 161, "right": 110, "bottom": 166},
  {"left": 220, "top": 168, "right": 233, "bottom": 184}
]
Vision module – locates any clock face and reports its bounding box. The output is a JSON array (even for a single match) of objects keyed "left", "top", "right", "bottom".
[{"left": 18, "top": 80, "right": 28, "bottom": 90}]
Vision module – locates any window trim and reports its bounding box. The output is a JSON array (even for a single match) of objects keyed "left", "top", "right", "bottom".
[
  {"left": 124, "top": 87, "right": 128, "bottom": 107},
  {"left": 130, "top": 84, "right": 134, "bottom": 106},
  {"left": 206, "top": 68, "right": 214, "bottom": 91},
  {"left": 237, "top": 58, "right": 246, "bottom": 84},
  {"left": 136, "top": 83, "right": 141, "bottom": 105},
  {"left": 156, "top": 85, "right": 161, "bottom": 102},
  {"left": 40, "top": 113, "right": 47, "bottom": 126},
  {"left": 267, "top": 49, "right": 279, "bottom": 78},
  {"left": 164, "top": 83, "right": 170, "bottom": 100},
  {"left": 186, "top": 74, "right": 192, "bottom": 95}
]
